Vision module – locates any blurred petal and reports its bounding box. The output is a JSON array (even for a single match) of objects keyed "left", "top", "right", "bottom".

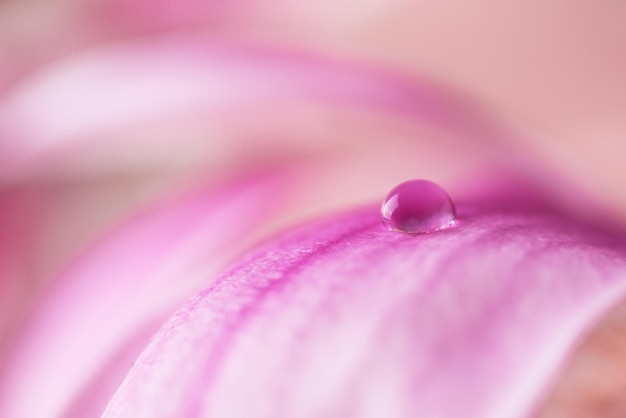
[
  {"left": 0, "top": 37, "right": 504, "bottom": 182},
  {"left": 0, "top": 173, "right": 181, "bottom": 349},
  {"left": 0, "top": 187, "right": 40, "bottom": 346},
  {"left": 0, "top": 174, "right": 288, "bottom": 418},
  {"left": 104, "top": 201, "right": 626, "bottom": 418}
]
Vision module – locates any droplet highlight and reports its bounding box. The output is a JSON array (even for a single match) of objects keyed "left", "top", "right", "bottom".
[{"left": 381, "top": 179, "right": 456, "bottom": 233}]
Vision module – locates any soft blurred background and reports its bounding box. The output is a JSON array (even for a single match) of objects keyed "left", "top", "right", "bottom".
[{"left": 1, "top": 1, "right": 626, "bottom": 416}]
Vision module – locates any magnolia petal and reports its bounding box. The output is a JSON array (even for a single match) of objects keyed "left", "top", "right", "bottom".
[
  {"left": 104, "top": 203, "right": 626, "bottom": 418},
  {"left": 0, "top": 174, "right": 288, "bottom": 418}
]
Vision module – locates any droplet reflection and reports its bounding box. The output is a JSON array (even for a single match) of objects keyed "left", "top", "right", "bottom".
[{"left": 381, "top": 179, "right": 456, "bottom": 234}]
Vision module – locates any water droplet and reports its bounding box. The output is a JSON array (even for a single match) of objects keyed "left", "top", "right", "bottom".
[{"left": 381, "top": 179, "right": 456, "bottom": 233}]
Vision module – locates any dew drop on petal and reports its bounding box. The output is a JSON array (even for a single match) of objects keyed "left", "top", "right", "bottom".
[{"left": 381, "top": 179, "right": 456, "bottom": 233}]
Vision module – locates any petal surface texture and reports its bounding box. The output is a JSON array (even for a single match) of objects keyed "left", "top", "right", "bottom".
[{"left": 103, "top": 203, "right": 626, "bottom": 418}]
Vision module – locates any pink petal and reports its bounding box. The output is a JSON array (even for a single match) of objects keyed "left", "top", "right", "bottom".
[
  {"left": 104, "top": 202, "right": 626, "bottom": 418},
  {"left": 0, "top": 37, "right": 502, "bottom": 182},
  {"left": 0, "top": 174, "right": 288, "bottom": 418},
  {"left": 0, "top": 174, "right": 182, "bottom": 350},
  {"left": 0, "top": 187, "right": 41, "bottom": 346}
]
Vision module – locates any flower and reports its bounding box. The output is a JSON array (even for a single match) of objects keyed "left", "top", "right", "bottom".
[{"left": 1, "top": 3, "right": 626, "bottom": 418}]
